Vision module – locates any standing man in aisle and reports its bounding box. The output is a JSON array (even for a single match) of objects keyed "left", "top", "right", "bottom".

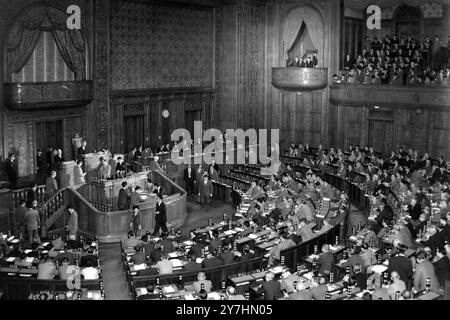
[
  {"left": 198, "top": 175, "right": 213, "bottom": 211},
  {"left": 153, "top": 195, "right": 168, "bottom": 236},
  {"left": 66, "top": 205, "right": 78, "bottom": 241}
]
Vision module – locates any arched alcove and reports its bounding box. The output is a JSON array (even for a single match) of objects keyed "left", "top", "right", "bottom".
[{"left": 282, "top": 6, "right": 324, "bottom": 66}]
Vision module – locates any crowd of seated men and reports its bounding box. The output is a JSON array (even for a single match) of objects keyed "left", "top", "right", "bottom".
[
  {"left": 335, "top": 34, "right": 450, "bottom": 85},
  {"left": 0, "top": 233, "right": 102, "bottom": 282}
]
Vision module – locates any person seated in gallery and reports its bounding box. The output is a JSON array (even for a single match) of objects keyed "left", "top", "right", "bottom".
[
  {"left": 115, "top": 157, "right": 127, "bottom": 178},
  {"left": 53, "top": 149, "right": 65, "bottom": 166},
  {"left": 193, "top": 272, "right": 213, "bottom": 293}
]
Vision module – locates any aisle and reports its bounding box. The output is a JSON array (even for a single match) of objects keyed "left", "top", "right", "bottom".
[{"left": 98, "top": 242, "right": 132, "bottom": 300}]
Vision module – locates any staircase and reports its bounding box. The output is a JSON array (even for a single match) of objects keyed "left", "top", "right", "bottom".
[{"left": 40, "top": 188, "right": 67, "bottom": 237}]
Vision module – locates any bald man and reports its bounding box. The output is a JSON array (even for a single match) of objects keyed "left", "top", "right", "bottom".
[{"left": 388, "top": 271, "right": 406, "bottom": 299}]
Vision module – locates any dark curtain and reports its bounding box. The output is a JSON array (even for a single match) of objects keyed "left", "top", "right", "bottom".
[
  {"left": 52, "top": 30, "right": 86, "bottom": 81},
  {"left": 5, "top": 9, "right": 46, "bottom": 80},
  {"left": 5, "top": 6, "right": 87, "bottom": 81}
]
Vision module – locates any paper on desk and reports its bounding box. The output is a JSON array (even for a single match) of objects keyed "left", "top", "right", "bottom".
[
  {"left": 25, "top": 257, "right": 34, "bottom": 263},
  {"left": 11, "top": 239, "right": 19, "bottom": 244},
  {"left": 171, "top": 259, "right": 184, "bottom": 268},
  {"left": 7, "top": 236, "right": 14, "bottom": 242},
  {"left": 184, "top": 294, "right": 196, "bottom": 300},
  {"left": 183, "top": 240, "right": 195, "bottom": 246},
  {"left": 24, "top": 250, "right": 32, "bottom": 254},
  {"left": 329, "top": 245, "right": 339, "bottom": 251},
  {"left": 269, "top": 266, "right": 284, "bottom": 274},
  {"left": 163, "top": 286, "right": 177, "bottom": 294},
  {"left": 248, "top": 234, "right": 258, "bottom": 239},
  {"left": 41, "top": 242, "right": 50, "bottom": 247},
  {"left": 371, "top": 265, "right": 387, "bottom": 274},
  {"left": 349, "top": 236, "right": 358, "bottom": 242},
  {"left": 224, "top": 230, "right": 236, "bottom": 236},
  {"left": 6, "top": 257, "right": 15, "bottom": 262},
  {"left": 133, "top": 263, "right": 146, "bottom": 271},
  {"left": 235, "top": 227, "right": 244, "bottom": 232},
  {"left": 303, "top": 272, "right": 313, "bottom": 280},
  {"left": 168, "top": 252, "right": 179, "bottom": 258},
  {"left": 208, "top": 292, "right": 221, "bottom": 300},
  {"left": 137, "top": 288, "right": 148, "bottom": 296},
  {"left": 87, "top": 292, "right": 93, "bottom": 299}
]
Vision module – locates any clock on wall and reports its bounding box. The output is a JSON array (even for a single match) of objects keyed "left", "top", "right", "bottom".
[{"left": 162, "top": 109, "right": 170, "bottom": 118}]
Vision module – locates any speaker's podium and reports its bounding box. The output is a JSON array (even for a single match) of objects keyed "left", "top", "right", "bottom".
[{"left": 73, "top": 170, "right": 188, "bottom": 242}]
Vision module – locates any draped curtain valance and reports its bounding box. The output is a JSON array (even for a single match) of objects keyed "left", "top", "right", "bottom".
[{"left": 5, "top": 6, "right": 86, "bottom": 81}]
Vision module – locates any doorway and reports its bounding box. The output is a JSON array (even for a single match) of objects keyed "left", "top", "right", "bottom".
[
  {"left": 369, "top": 119, "right": 394, "bottom": 156},
  {"left": 124, "top": 115, "right": 145, "bottom": 153}
]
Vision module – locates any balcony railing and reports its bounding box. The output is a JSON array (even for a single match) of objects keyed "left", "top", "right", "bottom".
[
  {"left": 4, "top": 81, "right": 93, "bottom": 110},
  {"left": 272, "top": 67, "right": 328, "bottom": 90}
]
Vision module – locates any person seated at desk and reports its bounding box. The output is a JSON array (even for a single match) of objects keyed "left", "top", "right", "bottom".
[
  {"left": 160, "top": 233, "right": 176, "bottom": 255},
  {"left": 387, "top": 244, "right": 413, "bottom": 290},
  {"left": 433, "top": 247, "right": 450, "bottom": 288},
  {"left": 193, "top": 272, "right": 213, "bottom": 293},
  {"left": 296, "top": 201, "right": 314, "bottom": 223},
  {"left": 14, "top": 252, "right": 32, "bottom": 268},
  {"left": 353, "top": 264, "right": 367, "bottom": 290},
  {"left": 240, "top": 220, "right": 253, "bottom": 237},
  {"left": 37, "top": 255, "right": 58, "bottom": 280},
  {"left": 220, "top": 243, "right": 236, "bottom": 265},
  {"left": 80, "top": 247, "right": 98, "bottom": 268},
  {"left": 202, "top": 249, "right": 223, "bottom": 268},
  {"left": 297, "top": 219, "right": 315, "bottom": 243},
  {"left": 153, "top": 254, "right": 173, "bottom": 274},
  {"left": 257, "top": 272, "right": 283, "bottom": 300},
  {"left": 317, "top": 244, "right": 334, "bottom": 275},
  {"left": 51, "top": 234, "right": 65, "bottom": 251},
  {"left": 149, "top": 243, "right": 163, "bottom": 264},
  {"left": 81, "top": 260, "right": 99, "bottom": 280},
  {"left": 310, "top": 276, "right": 328, "bottom": 300},
  {"left": 137, "top": 283, "right": 160, "bottom": 300},
  {"left": 414, "top": 250, "right": 440, "bottom": 293},
  {"left": 59, "top": 257, "right": 76, "bottom": 280},
  {"left": 360, "top": 243, "right": 377, "bottom": 269},
  {"left": 208, "top": 229, "right": 222, "bottom": 253},
  {"left": 240, "top": 245, "right": 255, "bottom": 262},
  {"left": 280, "top": 267, "right": 302, "bottom": 294},
  {"left": 122, "top": 231, "right": 142, "bottom": 249},
  {"left": 246, "top": 180, "right": 264, "bottom": 202},
  {"left": 387, "top": 271, "right": 406, "bottom": 299},
  {"left": 183, "top": 253, "right": 203, "bottom": 272},
  {"left": 97, "top": 157, "right": 111, "bottom": 180},
  {"left": 225, "top": 286, "right": 245, "bottom": 300},
  {"left": 341, "top": 246, "right": 364, "bottom": 275},
  {"left": 267, "top": 232, "right": 296, "bottom": 266},
  {"left": 129, "top": 245, "right": 147, "bottom": 265}
]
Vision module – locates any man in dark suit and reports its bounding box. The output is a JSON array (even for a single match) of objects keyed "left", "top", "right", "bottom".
[
  {"left": 198, "top": 175, "right": 213, "bottom": 210},
  {"left": 5, "top": 153, "right": 17, "bottom": 189},
  {"left": 257, "top": 272, "right": 283, "bottom": 300},
  {"left": 184, "top": 164, "right": 195, "bottom": 196},
  {"left": 407, "top": 197, "right": 422, "bottom": 222},
  {"left": 183, "top": 253, "right": 203, "bottom": 272},
  {"left": 353, "top": 264, "right": 367, "bottom": 290},
  {"left": 387, "top": 244, "right": 413, "bottom": 290},
  {"left": 45, "top": 171, "right": 59, "bottom": 200},
  {"left": 77, "top": 141, "right": 88, "bottom": 161},
  {"left": 202, "top": 249, "right": 223, "bottom": 268},
  {"left": 375, "top": 200, "right": 394, "bottom": 233},
  {"left": 153, "top": 196, "right": 168, "bottom": 236},
  {"left": 118, "top": 181, "right": 131, "bottom": 210},
  {"left": 318, "top": 244, "right": 335, "bottom": 275},
  {"left": 219, "top": 243, "right": 236, "bottom": 265}
]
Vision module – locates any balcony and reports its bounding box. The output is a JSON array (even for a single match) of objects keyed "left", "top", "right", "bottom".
[
  {"left": 4, "top": 81, "right": 93, "bottom": 110},
  {"left": 272, "top": 68, "right": 328, "bottom": 91},
  {"left": 329, "top": 83, "right": 450, "bottom": 109}
]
